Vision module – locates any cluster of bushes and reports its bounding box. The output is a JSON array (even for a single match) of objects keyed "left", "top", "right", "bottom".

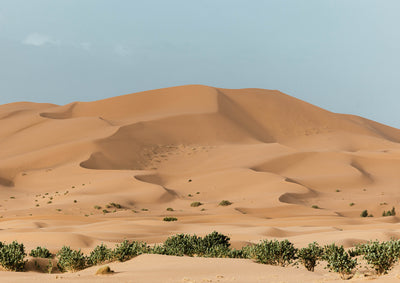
[
  {"left": 3, "top": 233, "right": 400, "bottom": 278},
  {"left": 382, "top": 207, "right": 396, "bottom": 217}
]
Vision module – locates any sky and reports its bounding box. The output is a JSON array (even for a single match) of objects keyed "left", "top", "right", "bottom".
[{"left": 1, "top": 0, "right": 400, "bottom": 127}]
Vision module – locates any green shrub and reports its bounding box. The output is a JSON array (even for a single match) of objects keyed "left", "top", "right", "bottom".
[
  {"left": 166, "top": 207, "right": 174, "bottom": 211},
  {"left": 218, "top": 200, "right": 232, "bottom": 206},
  {"left": 311, "top": 205, "right": 319, "bottom": 209},
  {"left": 201, "top": 231, "right": 230, "bottom": 250},
  {"left": 112, "top": 240, "right": 148, "bottom": 262},
  {"left": 29, "top": 246, "right": 52, "bottom": 258},
  {"left": 355, "top": 240, "right": 400, "bottom": 275},
  {"left": 382, "top": 207, "right": 396, "bottom": 217},
  {"left": 253, "top": 239, "right": 297, "bottom": 266},
  {"left": 190, "top": 202, "right": 202, "bottom": 207},
  {"left": 197, "top": 231, "right": 231, "bottom": 257},
  {"left": 163, "top": 217, "right": 177, "bottom": 222},
  {"left": 107, "top": 203, "right": 122, "bottom": 209},
  {"left": 162, "top": 234, "right": 201, "bottom": 256},
  {"left": 297, "top": 242, "right": 323, "bottom": 272},
  {"left": 322, "top": 244, "right": 357, "bottom": 279},
  {"left": 361, "top": 210, "right": 369, "bottom": 217},
  {"left": 87, "top": 243, "right": 113, "bottom": 266},
  {"left": 56, "top": 246, "right": 86, "bottom": 272},
  {"left": 0, "top": 241, "right": 26, "bottom": 271},
  {"left": 149, "top": 244, "right": 167, "bottom": 255},
  {"left": 241, "top": 245, "right": 257, "bottom": 259}
]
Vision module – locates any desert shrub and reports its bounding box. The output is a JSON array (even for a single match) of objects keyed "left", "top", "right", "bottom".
[
  {"left": 149, "top": 244, "right": 167, "bottom": 255},
  {"left": 241, "top": 245, "right": 257, "bottom": 259},
  {"left": 197, "top": 232, "right": 231, "bottom": 257},
  {"left": 107, "top": 203, "right": 122, "bottom": 209},
  {"left": 56, "top": 246, "right": 86, "bottom": 272},
  {"left": 162, "top": 234, "right": 201, "bottom": 256},
  {"left": 29, "top": 246, "right": 52, "bottom": 258},
  {"left": 355, "top": 240, "right": 400, "bottom": 275},
  {"left": 297, "top": 242, "right": 323, "bottom": 272},
  {"left": 382, "top": 207, "right": 396, "bottom": 217},
  {"left": 253, "top": 239, "right": 297, "bottom": 266},
  {"left": 112, "top": 240, "right": 149, "bottom": 262},
  {"left": 201, "top": 231, "right": 230, "bottom": 249},
  {"left": 163, "top": 217, "right": 177, "bottom": 222},
  {"left": 311, "top": 205, "right": 319, "bottom": 209},
  {"left": 322, "top": 244, "right": 357, "bottom": 279},
  {"left": 166, "top": 207, "right": 174, "bottom": 211},
  {"left": 360, "top": 210, "right": 369, "bottom": 217},
  {"left": 201, "top": 245, "right": 231, "bottom": 258},
  {"left": 190, "top": 202, "right": 202, "bottom": 207},
  {"left": 0, "top": 241, "right": 26, "bottom": 271},
  {"left": 219, "top": 200, "right": 232, "bottom": 206},
  {"left": 87, "top": 243, "right": 113, "bottom": 266}
]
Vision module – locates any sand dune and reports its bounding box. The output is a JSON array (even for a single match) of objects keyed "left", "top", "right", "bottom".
[{"left": 2, "top": 85, "right": 400, "bottom": 281}]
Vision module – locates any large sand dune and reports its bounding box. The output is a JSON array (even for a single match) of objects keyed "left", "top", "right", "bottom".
[{"left": 2, "top": 85, "right": 400, "bottom": 281}]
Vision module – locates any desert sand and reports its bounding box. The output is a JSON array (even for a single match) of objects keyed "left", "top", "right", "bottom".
[{"left": 2, "top": 85, "right": 400, "bottom": 281}]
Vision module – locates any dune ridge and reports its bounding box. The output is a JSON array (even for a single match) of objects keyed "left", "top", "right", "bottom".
[{"left": 1, "top": 85, "right": 400, "bottom": 281}]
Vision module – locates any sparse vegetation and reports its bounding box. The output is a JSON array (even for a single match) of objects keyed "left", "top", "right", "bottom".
[
  {"left": 56, "top": 246, "right": 86, "bottom": 272},
  {"left": 113, "top": 240, "right": 149, "bottom": 262},
  {"left": 107, "top": 203, "right": 122, "bottom": 209},
  {"left": 349, "top": 202, "right": 355, "bottom": 206},
  {"left": 382, "top": 207, "right": 396, "bottom": 217},
  {"left": 5, "top": 232, "right": 400, "bottom": 278},
  {"left": 218, "top": 200, "right": 232, "bottom": 206},
  {"left": 0, "top": 241, "right": 26, "bottom": 271},
  {"left": 29, "top": 246, "right": 52, "bottom": 258},
  {"left": 311, "top": 205, "right": 319, "bottom": 209},
  {"left": 190, "top": 201, "right": 202, "bottom": 207},
  {"left": 94, "top": 205, "right": 101, "bottom": 210},
  {"left": 297, "top": 242, "right": 323, "bottom": 272},
  {"left": 360, "top": 210, "right": 369, "bottom": 217},
  {"left": 252, "top": 239, "right": 297, "bottom": 266},
  {"left": 322, "top": 243, "right": 357, "bottom": 279},
  {"left": 355, "top": 240, "right": 400, "bottom": 275},
  {"left": 87, "top": 244, "right": 113, "bottom": 266},
  {"left": 166, "top": 207, "right": 174, "bottom": 211},
  {"left": 163, "top": 217, "right": 177, "bottom": 222}
]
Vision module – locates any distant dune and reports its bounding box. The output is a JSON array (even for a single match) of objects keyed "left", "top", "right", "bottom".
[{"left": 2, "top": 85, "right": 400, "bottom": 281}]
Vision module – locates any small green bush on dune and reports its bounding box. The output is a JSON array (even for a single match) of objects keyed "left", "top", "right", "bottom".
[
  {"left": 355, "top": 240, "right": 400, "bottom": 275},
  {"left": 87, "top": 243, "right": 113, "bottom": 266},
  {"left": 56, "top": 246, "right": 86, "bottom": 272},
  {"left": 112, "top": 240, "right": 149, "bottom": 262},
  {"left": 29, "top": 246, "right": 52, "bottom": 258},
  {"left": 297, "top": 242, "right": 323, "bottom": 272},
  {"left": 0, "top": 241, "right": 26, "bottom": 271},
  {"left": 252, "top": 239, "right": 297, "bottom": 267},
  {"left": 322, "top": 244, "right": 357, "bottom": 279}
]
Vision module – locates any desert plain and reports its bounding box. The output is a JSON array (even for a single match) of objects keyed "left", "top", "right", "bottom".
[{"left": 1, "top": 85, "right": 400, "bottom": 282}]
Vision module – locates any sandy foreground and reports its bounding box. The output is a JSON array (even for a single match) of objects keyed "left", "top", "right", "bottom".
[{"left": 1, "top": 85, "right": 400, "bottom": 282}]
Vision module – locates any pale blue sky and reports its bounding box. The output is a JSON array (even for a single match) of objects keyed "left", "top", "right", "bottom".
[{"left": 1, "top": 0, "right": 400, "bottom": 127}]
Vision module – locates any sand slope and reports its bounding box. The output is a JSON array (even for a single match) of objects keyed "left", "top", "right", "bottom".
[{"left": 2, "top": 85, "right": 400, "bottom": 281}]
